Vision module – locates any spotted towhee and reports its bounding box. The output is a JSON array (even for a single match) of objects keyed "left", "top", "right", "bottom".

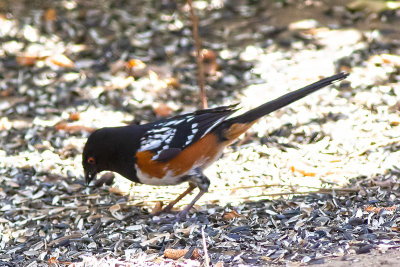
[{"left": 83, "top": 72, "right": 348, "bottom": 219}]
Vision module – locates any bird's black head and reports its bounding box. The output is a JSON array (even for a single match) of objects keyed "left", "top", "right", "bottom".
[{"left": 82, "top": 128, "right": 115, "bottom": 185}]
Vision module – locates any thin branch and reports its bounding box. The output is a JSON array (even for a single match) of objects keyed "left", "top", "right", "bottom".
[
  {"left": 201, "top": 226, "right": 210, "bottom": 267},
  {"left": 187, "top": 0, "right": 207, "bottom": 108}
]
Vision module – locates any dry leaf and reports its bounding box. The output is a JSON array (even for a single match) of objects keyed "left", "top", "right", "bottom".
[
  {"left": 380, "top": 54, "right": 400, "bottom": 66},
  {"left": 125, "top": 59, "right": 146, "bottom": 68},
  {"left": 48, "top": 257, "right": 57, "bottom": 264},
  {"left": 370, "top": 54, "right": 400, "bottom": 66},
  {"left": 48, "top": 257, "right": 58, "bottom": 265},
  {"left": 54, "top": 121, "right": 68, "bottom": 130},
  {"left": 108, "top": 187, "right": 129, "bottom": 196},
  {"left": 0, "top": 117, "right": 11, "bottom": 130},
  {"left": 109, "top": 204, "right": 121, "bottom": 213},
  {"left": 191, "top": 248, "right": 200, "bottom": 259},
  {"left": 365, "top": 205, "right": 397, "bottom": 214},
  {"left": 151, "top": 201, "right": 163, "bottom": 215},
  {"left": 222, "top": 210, "right": 241, "bottom": 221},
  {"left": 153, "top": 103, "right": 173, "bottom": 117},
  {"left": 126, "top": 59, "right": 147, "bottom": 77},
  {"left": 54, "top": 121, "right": 95, "bottom": 133},
  {"left": 290, "top": 166, "right": 316, "bottom": 177},
  {"left": 45, "top": 8, "right": 57, "bottom": 22},
  {"left": 340, "top": 65, "right": 352, "bottom": 74},
  {"left": 202, "top": 49, "right": 216, "bottom": 59},
  {"left": 1, "top": 88, "right": 14, "bottom": 97},
  {"left": 68, "top": 112, "right": 80, "bottom": 121},
  {"left": 154, "top": 257, "right": 164, "bottom": 264},
  {"left": 16, "top": 54, "right": 39, "bottom": 66},
  {"left": 201, "top": 49, "right": 218, "bottom": 75},
  {"left": 164, "top": 249, "right": 188, "bottom": 260},
  {"left": 165, "top": 77, "right": 180, "bottom": 88},
  {"left": 49, "top": 54, "right": 75, "bottom": 68}
]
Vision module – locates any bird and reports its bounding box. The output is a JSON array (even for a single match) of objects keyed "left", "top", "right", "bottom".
[{"left": 82, "top": 72, "right": 349, "bottom": 219}]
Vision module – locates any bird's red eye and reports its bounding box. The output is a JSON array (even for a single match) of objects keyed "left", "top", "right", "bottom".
[{"left": 87, "top": 157, "right": 96, "bottom": 164}]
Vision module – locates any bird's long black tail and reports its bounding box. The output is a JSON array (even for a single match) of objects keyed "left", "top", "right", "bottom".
[
  {"left": 217, "top": 72, "right": 349, "bottom": 142},
  {"left": 228, "top": 72, "right": 349, "bottom": 124}
]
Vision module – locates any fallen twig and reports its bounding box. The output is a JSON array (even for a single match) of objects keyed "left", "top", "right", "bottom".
[{"left": 201, "top": 226, "right": 210, "bottom": 267}]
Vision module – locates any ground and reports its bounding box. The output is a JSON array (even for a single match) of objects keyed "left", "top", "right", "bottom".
[{"left": 0, "top": 0, "right": 400, "bottom": 266}]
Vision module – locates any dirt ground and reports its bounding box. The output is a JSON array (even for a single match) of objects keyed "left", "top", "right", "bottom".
[{"left": 312, "top": 247, "right": 400, "bottom": 267}]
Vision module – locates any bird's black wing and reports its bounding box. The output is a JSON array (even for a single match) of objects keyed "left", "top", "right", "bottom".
[{"left": 137, "top": 104, "right": 239, "bottom": 162}]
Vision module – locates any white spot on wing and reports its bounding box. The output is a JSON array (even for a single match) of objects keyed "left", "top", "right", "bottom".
[
  {"left": 162, "top": 119, "right": 184, "bottom": 126},
  {"left": 185, "top": 134, "right": 195, "bottom": 145},
  {"left": 201, "top": 116, "right": 226, "bottom": 137},
  {"left": 138, "top": 139, "right": 163, "bottom": 151},
  {"left": 138, "top": 127, "right": 176, "bottom": 152}
]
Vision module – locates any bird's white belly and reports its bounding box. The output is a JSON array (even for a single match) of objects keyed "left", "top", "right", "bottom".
[{"left": 135, "top": 164, "right": 185, "bottom": 185}]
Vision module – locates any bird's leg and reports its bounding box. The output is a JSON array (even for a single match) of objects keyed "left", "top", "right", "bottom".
[
  {"left": 176, "top": 189, "right": 206, "bottom": 220},
  {"left": 176, "top": 168, "right": 210, "bottom": 220},
  {"left": 158, "top": 183, "right": 196, "bottom": 214}
]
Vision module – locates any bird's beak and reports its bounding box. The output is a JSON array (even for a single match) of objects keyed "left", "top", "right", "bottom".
[{"left": 85, "top": 169, "right": 97, "bottom": 185}]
